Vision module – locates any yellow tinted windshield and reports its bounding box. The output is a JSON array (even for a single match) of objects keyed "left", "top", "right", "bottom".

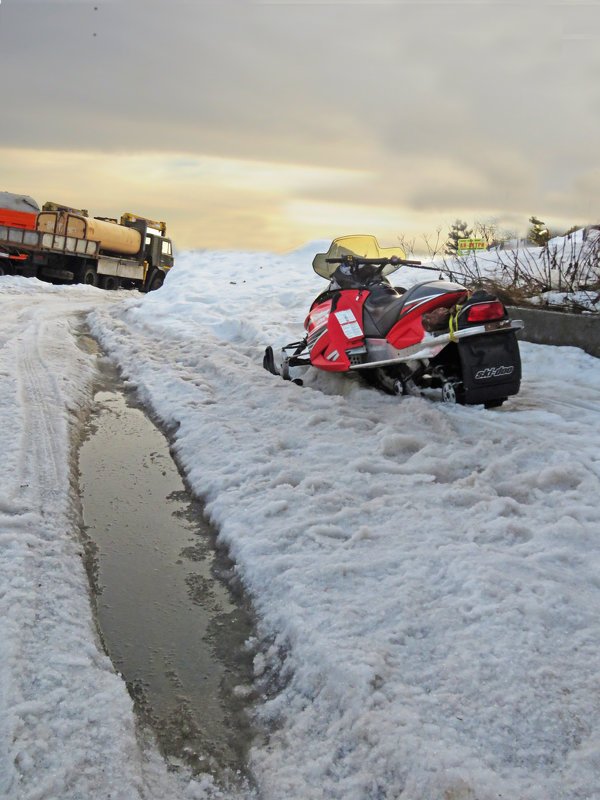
[{"left": 312, "top": 235, "right": 407, "bottom": 278}]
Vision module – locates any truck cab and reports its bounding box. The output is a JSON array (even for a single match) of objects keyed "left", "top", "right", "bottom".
[
  {"left": 119, "top": 213, "right": 174, "bottom": 290},
  {"left": 144, "top": 231, "right": 174, "bottom": 289}
]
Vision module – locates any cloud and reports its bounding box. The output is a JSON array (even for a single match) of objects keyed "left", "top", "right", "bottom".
[
  {"left": 1, "top": 0, "right": 599, "bottom": 249},
  {"left": 0, "top": 146, "right": 370, "bottom": 249}
]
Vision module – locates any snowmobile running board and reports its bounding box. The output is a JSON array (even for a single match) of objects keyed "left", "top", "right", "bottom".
[{"left": 349, "top": 319, "right": 524, "bottom": 370}]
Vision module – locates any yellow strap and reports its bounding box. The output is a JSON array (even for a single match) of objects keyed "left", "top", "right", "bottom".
[
  {"left": 449, "top": 292, "right": 470, "bottom": 342},
  {"left": 449, "top": 311, "right": 458, "bottom": 341}
]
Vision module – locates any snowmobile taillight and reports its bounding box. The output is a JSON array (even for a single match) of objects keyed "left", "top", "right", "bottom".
[{"left": 466, "top": 302, "right": 505, "bottom": 322}]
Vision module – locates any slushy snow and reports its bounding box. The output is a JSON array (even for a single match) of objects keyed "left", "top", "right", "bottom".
[{"left": 1, "top": 243, "right": 600, "bottom": 799}]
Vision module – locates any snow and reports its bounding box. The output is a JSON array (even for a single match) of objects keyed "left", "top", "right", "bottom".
[{"left": 2, "top": 246, "right": 600, "bottom": 799}]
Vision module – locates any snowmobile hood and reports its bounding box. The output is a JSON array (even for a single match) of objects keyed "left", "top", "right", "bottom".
[{"left": 312, "top": 235, "right": 407, "bottom": 279}]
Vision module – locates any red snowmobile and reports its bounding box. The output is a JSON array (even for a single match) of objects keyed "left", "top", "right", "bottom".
[{"left": 264, "top": 235, "right": 524, "bottom": 408}]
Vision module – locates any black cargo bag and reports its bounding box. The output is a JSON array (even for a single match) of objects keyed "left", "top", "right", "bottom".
[{"left": 457, "top": 332, "right": 521, "bottom": 405}]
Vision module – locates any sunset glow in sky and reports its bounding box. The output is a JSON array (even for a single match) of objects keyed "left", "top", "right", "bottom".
[{"left": 2, "top": 0, "right": 599, "bottom": 253}]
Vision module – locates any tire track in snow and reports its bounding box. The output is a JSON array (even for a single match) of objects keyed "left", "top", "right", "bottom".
[
  {"left": 0, "top": 284, "right": 146, "bottom": 800},
  {"left": 17, "top": 342, "right": 64, "bottom": 511}
]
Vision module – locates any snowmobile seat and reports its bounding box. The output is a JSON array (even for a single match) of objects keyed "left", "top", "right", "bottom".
[{"left": 363, "top": 284, "right": 410, "bottom": 337}]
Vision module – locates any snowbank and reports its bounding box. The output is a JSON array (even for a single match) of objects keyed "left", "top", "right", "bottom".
[{"left": 86, "top": 247, "right": 600, "bottom": 799}]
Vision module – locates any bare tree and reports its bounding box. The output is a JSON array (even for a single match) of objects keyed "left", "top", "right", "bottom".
[
  {"left": 473, "top": 217, "right": 516, "bottom": 249},
  {"left": 421, "top": 225, "right": 445, "bottom": 259},
  {"left": 396, "top": 233, "right": 416, "bottom": 257},
  {"left": 438, "top": 227, "right": 600, "bottom": 312}
]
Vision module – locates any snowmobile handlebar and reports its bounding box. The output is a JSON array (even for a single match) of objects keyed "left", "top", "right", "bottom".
[{"left": 325, "top": 255, "right": 422, "bottom": 267}]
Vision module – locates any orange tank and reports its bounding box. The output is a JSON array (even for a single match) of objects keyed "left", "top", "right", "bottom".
[
  {"left": 36, "top": 211, "right": 142, "bottom": 256},
  {"left": 0, "top": 208, "right": 37, "bottom": 230}
]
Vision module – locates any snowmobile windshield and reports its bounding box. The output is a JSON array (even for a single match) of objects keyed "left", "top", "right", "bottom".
[{"left": 312, "top": 235, "right": 406, "bottom": 279}]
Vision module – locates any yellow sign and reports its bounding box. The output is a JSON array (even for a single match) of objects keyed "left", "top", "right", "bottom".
[{"left": 458, "top": 238, "right": 486, "bottom": 254}]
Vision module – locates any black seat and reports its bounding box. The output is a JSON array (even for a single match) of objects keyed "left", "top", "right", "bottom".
[{"left": 362, "top": 284, "right": 409, "bottom": 337}]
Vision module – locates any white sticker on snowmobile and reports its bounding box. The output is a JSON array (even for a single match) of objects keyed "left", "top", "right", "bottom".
[
  {"left": 335, "top": 309, "right": 363, "bottom": 340},
  {"left": 326, "top": 350, "right": 339, "bottom": 361},
  {"left": 335, "top": 309, "right": 357, "bottom": 324},
  {"left": 310, "top": 308, "right": 330, "bottom": 330}
]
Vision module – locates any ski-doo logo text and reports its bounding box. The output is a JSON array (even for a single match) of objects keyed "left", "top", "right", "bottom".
[{"left": 475, "top": 365, "right": 514, "bottom": 380}]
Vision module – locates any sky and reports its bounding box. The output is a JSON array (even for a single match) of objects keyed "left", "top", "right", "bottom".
[{"left": 1, "top": 0, "right": 599, "bottom": 253}]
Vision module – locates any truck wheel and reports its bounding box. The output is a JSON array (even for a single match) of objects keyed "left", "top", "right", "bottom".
[
  {"left": 100, "top": 274, "right": 120, "bottom": 291},
  {"left": 80, "top": 267, "right": 98, "bottom": 287},
  {"left": 147, "top": 271, "right": 164, "bottom": 292}
]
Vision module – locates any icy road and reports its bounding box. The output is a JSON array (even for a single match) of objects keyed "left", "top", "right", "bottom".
[{"left": 1, "top": 246, "right": 600, "bottom": 800}]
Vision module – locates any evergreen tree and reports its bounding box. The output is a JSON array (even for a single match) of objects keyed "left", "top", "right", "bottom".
[
  {"left": 528, "top": 216, "right": 550, "bottom": 246},
  {"left": 445, "top": 219, "right": 473, "bottom": 256}
]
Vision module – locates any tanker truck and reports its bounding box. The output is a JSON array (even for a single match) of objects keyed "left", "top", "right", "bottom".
[{"left": 0, "top": 199, "right": 173, "bottom": 291}]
